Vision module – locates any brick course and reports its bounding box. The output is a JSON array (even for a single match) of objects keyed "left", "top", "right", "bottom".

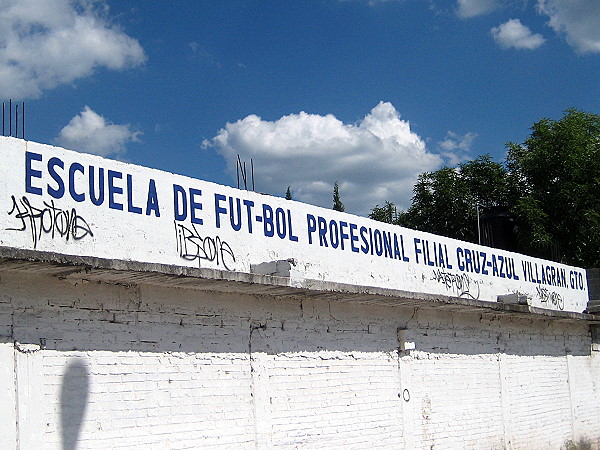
[{"left": 1, "top": 270, "right": 599, "bottom": 449}]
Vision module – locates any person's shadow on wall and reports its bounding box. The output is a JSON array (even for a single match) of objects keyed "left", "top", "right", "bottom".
[{"left": 60, "top": 359, "right": 89, "bottom": 450}]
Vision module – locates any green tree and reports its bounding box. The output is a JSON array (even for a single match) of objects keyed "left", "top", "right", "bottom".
[
  {"left": 398, "top": 155, "right": 511, "bottom": 243},
  {"left": 370, "top": 109, "right": 600, "bottom": 267},
  {"left": 333, "top": 181, "right": 345, "bottom": 212},
  {"left": 507, "top": 109, "right": 600, "bottom": 267},
  {"left": 369, "top": 201, "right": 399, "bottom": 224},
  {"left": 285, "top": 186, "right": 292, "bottom": 200}
]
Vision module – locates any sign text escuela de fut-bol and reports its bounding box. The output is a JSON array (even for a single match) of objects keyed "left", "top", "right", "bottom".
[{"left": 0, "top": 137, "right": 589, "bottom": 313}]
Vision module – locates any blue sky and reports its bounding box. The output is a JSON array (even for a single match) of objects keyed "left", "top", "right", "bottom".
[{"left": 2, "top": 0, "right": 599, "bottom": 215}]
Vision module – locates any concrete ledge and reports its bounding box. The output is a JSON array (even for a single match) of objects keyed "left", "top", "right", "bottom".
[{"left": 1, "top": 245, "right": 598, "bottom": 324}]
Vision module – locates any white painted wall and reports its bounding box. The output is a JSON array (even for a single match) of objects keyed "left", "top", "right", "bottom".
[
  {"left": 1, "top": 270, "right": 598, "bottom": 449},
  {"left": 0, "top": 137, "right": 589, "bottom": 313}
]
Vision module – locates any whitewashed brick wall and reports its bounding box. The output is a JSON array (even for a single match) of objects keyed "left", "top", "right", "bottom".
[{"left": 0, "top": 270, "right": 598, "bottom": 449}]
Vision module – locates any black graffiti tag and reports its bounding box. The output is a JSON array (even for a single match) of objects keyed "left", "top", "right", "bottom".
[
  {"left": 174, "top": 221, "right": 236, "bottom": 271},
  {"left": 431, "top": 269, "right": 481, "bottom": 300},
  {"left": 7, "top": 195, "right": 94, "bottom": 248},
  {"left": 536, "top": 286, "right": 564, "bottom": 310}
]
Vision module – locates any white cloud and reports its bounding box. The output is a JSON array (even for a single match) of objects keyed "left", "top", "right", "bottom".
[
  {"left": 55, "top": 106, "right": 141, "bottom": 157},
  {"left": 537, "top": 0, "right": 600, "bottom": 53},
  {"left": 491, "top": 19, "right": 545, "bottom": 49},
  {"left": 456, "top": 0, "right": 499, "bottom": 18},
  {"left": 204, "top": 102, "right": 447, "bottom": 215},
  {"left": 0, "top": 0, "right": 146, "bottom": 99},
  {"left": 438, "top": 131, "right": 478, "bottom": 166}
]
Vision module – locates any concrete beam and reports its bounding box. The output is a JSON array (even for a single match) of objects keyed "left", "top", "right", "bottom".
[{"left": 1, "top": 245, "right": 599, "bottom": 324}]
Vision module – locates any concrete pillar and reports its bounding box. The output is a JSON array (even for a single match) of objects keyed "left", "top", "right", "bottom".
[
  {"left": 14, "top": 343, "right": 44, "bottom": 450},
  {"left": 586, "top": 268, "right": 600, "bottom": 313},
  {"left": 0, "top": 342, "right": 17, "bottom": 450}
]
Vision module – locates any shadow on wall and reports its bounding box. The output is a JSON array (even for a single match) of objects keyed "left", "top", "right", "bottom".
[{"left": 60, "top": 359, "right": 89, "bottom": 450}]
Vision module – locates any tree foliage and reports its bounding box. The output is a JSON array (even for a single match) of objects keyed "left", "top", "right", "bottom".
[
  {"left": 369, "top": 201, "right": 399, "bottom": 224},
  {"left": 506, "top": 109, "right": 600, "bottom": 266},
  {"left": 285, "top": 186, "right": 292, "bottom": 200},
  {"left": 333, "top": 181, "right": 345, "bottom": 212},
  {"left": 389, "top": 155, "right": 511, "bottom": 242},
  {"left": 369, "top": 109, "right": 600, "bottom": 267}
]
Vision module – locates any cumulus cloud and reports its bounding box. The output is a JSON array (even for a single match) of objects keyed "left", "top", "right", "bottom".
[
  {"left": 0, "top": 0, "right": 146, "bottom": 99},
  {"left": 537, "top": 0, "right": 600, "bottom": 54},
  {"left": 55, "top": 106, "right": 141, "bottom": 157},
  {"left": 456, "top": 0, "right": 499, "bottom": 18},
  {"left": 204, "top": 102, "right": 447, "bottom": 215},
  {"left": 438, "top": 131, "right": 477, "bottom": 166},
  {"left": 491, "top": 19, "right": 545, "bottom": 49}
]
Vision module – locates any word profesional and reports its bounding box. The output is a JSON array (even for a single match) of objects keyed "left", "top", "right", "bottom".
[{"left": 306, "top": 214, "right": 410, "bottom": 262}]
